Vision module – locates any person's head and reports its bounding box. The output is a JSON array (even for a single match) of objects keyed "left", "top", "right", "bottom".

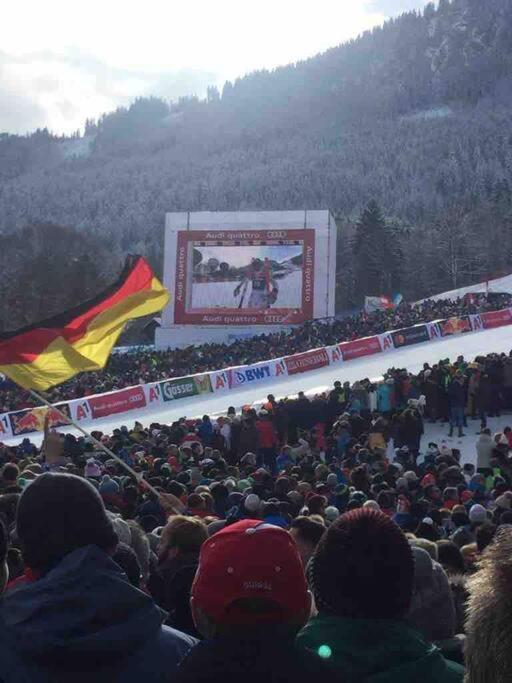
[
  {"left": 191, "top": 519, "right": 311, "bottom": 637},
  {"left": 16, "top": 473, "right": 118, "bottom": 573},
  {"left": 307, "top": 494, "right": 326, "bottom": 516},
  {"left": 158, "top": 515, "right": 207, "bottom": 563},
  {"left": 466, "top": 528, "right": 512, "bottom": 682},
  {"left": 1, "top": 463, "right": 19, "bottom": 485},
  {"left": 188, "top": 493, "right": 205, "bottom": 511},
  {"left": 469, "top": 503, "right": 488, "bottom": 526},
  {"left": 112, "top": 542, "right": 142, "bottom": 588},
  {"left": 290, "top": 516, "right": 325, "bottom": 567},
  {"left": 409, "top": 537, "right": 438, "bottom": 562},
  {"left": 476, "top": 522, "right": 497, "bottom": 553},
  {"left": 436, "top": 539, "right": 465, "bottom": 575},
  {"left": 308, "top": 508, "right": 414, "bottom": 620}
]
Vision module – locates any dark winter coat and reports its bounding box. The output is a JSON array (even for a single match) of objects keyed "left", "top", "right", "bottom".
[
  {"left": 237, "top": 421, "right": 259, "bottom": 457},
  {"left": 0, "top": 545, "right": 196, "bottom": 683},
  {"left": 148, "top": 551, "right": 200, "bottom": 638},
  {"left": 407, "top": 549, "right": 456, "bottom": 643},
  {"left": 175, "top": 628, "right": 330, "bottom": 683},
  {"left": 448, "top": 574, "right": 468, "bottom": 635},
  {"left": 448, "top": 380, "right": 466, "bottom": 407}
]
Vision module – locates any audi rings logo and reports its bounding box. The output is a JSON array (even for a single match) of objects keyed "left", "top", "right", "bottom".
[{"left": 266, "top": 231, "right": 287, "bottom": 239}]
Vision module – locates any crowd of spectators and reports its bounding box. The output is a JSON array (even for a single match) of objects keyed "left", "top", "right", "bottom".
[
  {"left": 1, "top": 347, "right": 512, "bottom": 678},
  {"left": 1, "top": 292, "right": 509, "bottom": 413}
]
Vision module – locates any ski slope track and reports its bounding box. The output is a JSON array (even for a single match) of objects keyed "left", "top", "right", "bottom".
[
  {"left": 417, "top": 272, "right": 512, "bottom": 302},
  {"left": 10, "top": 324, "right": 512, "bottom": 466}
]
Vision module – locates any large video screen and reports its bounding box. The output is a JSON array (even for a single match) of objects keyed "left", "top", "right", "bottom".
[{"left": 174, "top": 229, "right": 315, "bottom": 325}]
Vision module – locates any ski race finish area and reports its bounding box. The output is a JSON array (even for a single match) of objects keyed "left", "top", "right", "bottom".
[{"left": 3, "top": 306, "right": 512, "bottom": 445}]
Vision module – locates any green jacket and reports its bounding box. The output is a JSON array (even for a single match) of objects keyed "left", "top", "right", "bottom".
[{"left": 296, "top": 616, "right": 464, "bottom": 682}]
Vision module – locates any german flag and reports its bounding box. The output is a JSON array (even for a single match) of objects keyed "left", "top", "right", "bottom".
[{"left": 0, "top": 256, "right": 169, "bottom": 391}]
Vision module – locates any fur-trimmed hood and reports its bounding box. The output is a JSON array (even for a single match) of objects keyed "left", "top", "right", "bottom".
[{"left": 465, "top": 530, "right": 512, "bottom": 682}]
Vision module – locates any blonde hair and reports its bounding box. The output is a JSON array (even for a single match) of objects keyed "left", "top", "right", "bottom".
[{"left": 160, "top": 515, "right": 208, "bottom": 554}]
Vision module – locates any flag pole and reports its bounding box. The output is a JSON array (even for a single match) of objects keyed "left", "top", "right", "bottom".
[{"left": 27, "top": 389, "right": 164, "bottom": 500}]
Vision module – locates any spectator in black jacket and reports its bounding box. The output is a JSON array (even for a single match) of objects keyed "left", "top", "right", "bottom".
[
  {"left": 148, "top": 515, "right": 208, "bottom": 638},
  {"left": 448, "top": 373, "right": 466, "bottom": 438}
]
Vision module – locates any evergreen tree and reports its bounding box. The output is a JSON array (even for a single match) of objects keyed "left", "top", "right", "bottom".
[{"left": 352, "top": 201, "right": 398, "bottom": 301}]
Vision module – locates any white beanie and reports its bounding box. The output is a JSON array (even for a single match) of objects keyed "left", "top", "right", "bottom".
[
  {"left": 469, "top": 503, "right": 488, "bottom": 524},
  {"left": 244, "top": 493, "right": 260, "bottom": 513},
  {"left": 363, "top": 500, "right": 380, "bottom": 512},
  {"left": 324, "top": 505, "right": 340, "bottom": 521},
  {"left": 327, "top": 473, "right": 338, "bottom": 487}
]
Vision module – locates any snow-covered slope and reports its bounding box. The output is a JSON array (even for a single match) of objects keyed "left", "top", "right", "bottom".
[
  {"left": 417, "top": 272, "right": 512, "bottom": 302},
  {"left": 11, "top": 323, "right": 512, "bottom": 466}
]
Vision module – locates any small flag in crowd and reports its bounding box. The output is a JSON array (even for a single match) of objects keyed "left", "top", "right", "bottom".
[{"left": 0, "top": 256, "right": 169, "bottom": 390}]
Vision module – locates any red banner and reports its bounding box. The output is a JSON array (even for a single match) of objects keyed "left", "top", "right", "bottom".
[
  {"left": 284, "top": 348, "right": 329, "bottom": 375},
  {"left": 338, "top": 336, "right": 382, "bottom": 361},
  {"left": 88, "top": 386, "right": 147, "bottom": 419},
  {"left": 481, "top": 309, "right": 512, "bottom": 329}
]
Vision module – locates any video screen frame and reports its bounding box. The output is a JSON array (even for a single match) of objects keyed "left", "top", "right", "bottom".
[{"left": 173, "top": 229, "right": 315, "bottom": 326}]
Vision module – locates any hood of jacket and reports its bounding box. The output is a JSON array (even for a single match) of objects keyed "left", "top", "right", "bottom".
[
  {"left": 0, "top": 545, "right": 165, "bottom": 668},
  {"left": 297, "top": 615, "right": 463, "bottom": 682}
]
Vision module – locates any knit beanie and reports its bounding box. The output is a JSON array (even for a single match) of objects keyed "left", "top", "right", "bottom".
[
  {"left": 244, "top": 494, "right": 260, "bottom": 513},
  {"left": 469, "top": 503, "right": 487, "bottom": 524},
  {"left": 324, "top": 506, "right": 340, "bottom": 522},
  {"left": 99, "top": 474, "right": 120, "bottom": 497},
  {"left": 495, "top": 494, "right": 511, "bottom": 510},
  {"left": 85, "top": 458, "right": 102, "bottom": 478},
  {"left": 308, "top": 508, "right": 414, "bottom": 620},
  {"left": 326, "top": 473, "right": 338, "bottom": 488},
  {"left": 17, "top": 473, "right": 117, "bottom": 572}
]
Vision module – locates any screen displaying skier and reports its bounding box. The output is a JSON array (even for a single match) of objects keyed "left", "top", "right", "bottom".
[
  {"left": 190, "top": 244, "right": 303, "bottom": 310},
  {"left": 173, "top": 229, "right": 316, "bottom": 325}
]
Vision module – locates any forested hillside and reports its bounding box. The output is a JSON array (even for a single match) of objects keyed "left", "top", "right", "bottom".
[{"left": 1, "top": 0, "right": 512, "bottom": 327}]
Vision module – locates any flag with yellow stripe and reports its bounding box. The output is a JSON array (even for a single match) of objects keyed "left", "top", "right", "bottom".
[{"left": 0, "top": 256, "right": 169, "bottom": 390}]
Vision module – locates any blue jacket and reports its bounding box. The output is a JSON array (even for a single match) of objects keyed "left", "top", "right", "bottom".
[
  {"left": 377, "top": 383, "right": 394, "bottom": 412},
  {"left": 0, "top": 545, "right": 196, "bottom": 683}
]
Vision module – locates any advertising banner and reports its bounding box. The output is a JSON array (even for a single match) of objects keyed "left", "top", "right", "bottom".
[
  {"left": 439, "top": 316, "right": 472, "bottom": 336},
  {"left": 9, "top": 404, "right": 71, "bottom": 436},
  {"left": 378, "top": 332, "right": 395, "bottom": 353},
  {"left": 284, "top": 348, "right": 329, "bottom": 375},
  {"left": 426, "top": 322, "right": 441, "bottom": 340},
  {"left": 339, "top": 336, "right": 382, "bottom": 361},
  {"left": 160, "top": 374, "right": 212, "bottom": 402},
  {"left": 143, "top": 382, "right": 163, "bottom": 407},
  {"left": 325, "top": 344, "right": 344, "bottom": 365},
  {"left": 227, "top": 359, "right": 287, "bottom": 388},
  {"left": 0, "top": 414, "right": 13, "bottom": 439},
  {"left": 210, "top": 370, "right": 231, "bottom": 393},
  {"left": 88, "top": 386, "right": 147, "bottom": 419},
  {"left": 391, "top": 325, "right": 429, "bottom": 348},
  {"left": 173, "top": 229, "right": 315, "bottom": 326},
  {"left": 481, "top": 308, "right": 512, "bottom": 329}
]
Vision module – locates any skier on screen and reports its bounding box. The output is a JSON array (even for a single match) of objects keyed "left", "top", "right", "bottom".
[{"left": 233, "top": 258, "right": 279, "bottom": 309}]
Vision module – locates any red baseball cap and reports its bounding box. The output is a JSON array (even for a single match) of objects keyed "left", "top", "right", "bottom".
[{"left": 191, "top": 519, "right": 309, "bottom": 625}]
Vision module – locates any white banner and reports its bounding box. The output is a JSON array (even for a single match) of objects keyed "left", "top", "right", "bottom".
[
  {"left": 227, "top": 358, "right": 288, "bottom": 388},
  {"left": 378, "top": 332, "right": 395, "bottom": 352},
  {"left": 325, "top": 343, "right": 344, "bottom": 365}
]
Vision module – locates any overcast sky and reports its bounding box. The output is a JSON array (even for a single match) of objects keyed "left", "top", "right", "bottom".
[{"left": 0, "top": 0, "right": 429, "bottom": 135}]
